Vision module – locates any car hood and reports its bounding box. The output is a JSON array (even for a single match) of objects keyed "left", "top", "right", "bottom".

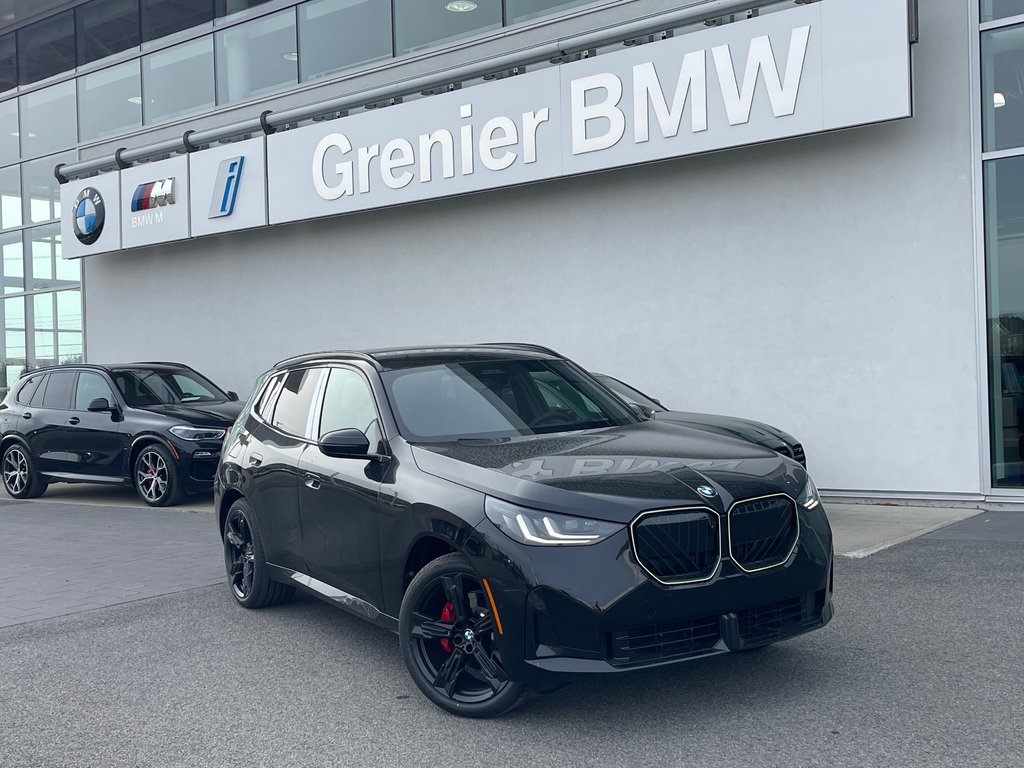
[
  {"left": 410, "top": 420, "right": 807, "bottom": 524},
  {"left": 653, "top": 410, "right": 797, "bottom": 449},
  {"left": 134, "top": 400, "right": 243, "bottom": 427}
]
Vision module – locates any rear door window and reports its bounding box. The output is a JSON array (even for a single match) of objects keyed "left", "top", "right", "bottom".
[
  {"left": 15, "top": 375, "right": 42, "bottom": 405},
  {"left": 41, "top": 371, "right": 75, "bottom": 410},
  {"left": 29, "top": 374, "right": 49, "bottom": 407},
  {"left": 270, "top": 368, "right": 323, "bottom": 436}
]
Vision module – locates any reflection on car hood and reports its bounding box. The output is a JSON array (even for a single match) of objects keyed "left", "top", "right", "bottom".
[
  {"left": 411, "top": 420, "right": 807, "bottom": 524},
  {"left": 134, "top": 401, "right": 243, "bottom": 426},
  {"left": 653, "top": 410, "right": 797, "bottom": 449}
]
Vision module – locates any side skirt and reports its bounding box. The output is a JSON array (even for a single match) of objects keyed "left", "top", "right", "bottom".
[{"left": 267, "top": 564, "right": 399, "bottom": 633}]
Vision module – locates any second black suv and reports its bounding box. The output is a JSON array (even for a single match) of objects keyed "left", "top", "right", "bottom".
[{"left": 0, "top": 363, "right": 242, "bottom": 506}]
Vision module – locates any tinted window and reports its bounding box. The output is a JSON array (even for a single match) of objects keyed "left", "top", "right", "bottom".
[
  {"left": 15, "top": 374, "right": 41, "bottom": 404},
  {"left": 299, "top": 0, "right": 391, "bottom": 83},
  {"left": 141, "top": 0, "right": 214, "bottom": 43},
  {"left": 41, "top": 370, "right": 75, "bottom": 409},
  {"left": 75, "top": 372, "right": 115, "bottom": 410},
  {"left": 29, "top": 374, "right": 48, "bottom": 406},
  {"left": 17, "top": 11, "right": 75, "bottom": 85},
  {"left": 111, "top": 368, "right": 226, "bottom": 406},
  {"left": 254, "top": 374, "right": 283, "bottom": 419},
  {"left": 77, "top": 0, "right": 141, "bottom": 66},
  {"left": 270, "top": 368, "right": 321, "bottom": 436},
  {"left": 0, "top": 34, "right": 16, "bottom": 94},
  {"left": 382, "top": 359, "right": 634, "bottom": 441},
  {"left": 142, "top": 37, "right": 215, "bottom": 124},
  {"left": 595, "top": 375, "right": 665, "bottom": 412},
  {"left": 319, "top": 368, "right": 381, "bottom": 447}
]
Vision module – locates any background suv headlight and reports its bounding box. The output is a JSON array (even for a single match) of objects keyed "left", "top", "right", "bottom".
[
  {"left": 169, "top": 426, "right": 226, "bottom": 441},
  {"left": 797, "top": 475, "right": 821, "bottom": 509},
  {"left": 485, "top": 497, "right": 623, "bottom": 546}
]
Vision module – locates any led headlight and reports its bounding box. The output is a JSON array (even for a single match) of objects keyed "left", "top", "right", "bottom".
[
  {"left": 484, "top": 497, "right": 623, "bottom": 546},
  {"left": 169, "top": 425, "right": 227, "bottom": 441},
  {"left": 797, "top": 475, "right": 821, "bottom": 510}
]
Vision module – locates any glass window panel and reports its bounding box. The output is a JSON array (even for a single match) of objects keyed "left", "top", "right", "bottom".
[
  {"left": 58, "top": 332, "right": 83, "bottom": 364},
  {"left": 0, "top": 99, "right": 17, "bottom": 165},
  {"left": 41, "top": 368, "right": 74, "bottom": 407},
  {"left": 298, "top": 0, "right": 392, "bottom": 82},
  {"left": 77, "top": 0, "right": 142, "bottom": 66},
  {"left": 16, "top": 11, "right": 75, "bottom": 85},
  {"left": 216, "top": 0, "right": 274, "bottom": 18},
  {"left": 507, "top": 0, "right": 593, "bottom": 23},
  {"left": 394, "top": 0, "right": 501, "bottom": 54},
  {"left": 23, "top": 152, "right": 76, "bottom": 225},
  {"left": 1, "top": 231, "right": 22, "bottom": 294},
  {"left": 143, "top": 37, "right": 215, "bottom": 124},
  {"left": 0, "top": 165, "right": 21, "bottom": 230},
  {"left": 56, "top": 250, "right": 81, "bottom": 282},
  {"left": 141, "top": 0, "right": 214, "bottom": 43},
  {"left": 79, "top": 60, "right": 143, "bottom": 141},
  {"left": 19, "top": 81, "right": 77, "bottom": 158},
  {"left": 982, "top": 1, "right": 1024, "bottom": 22},
  {"left": 76, "top": 371, "right": 114, "bottom": 409},
  {"left": 25, "top": 223, "right": 71, "bottom": 291},
  {"left": 57, "top": 290, "right": 82, "bottom": 331},
  {"left": 215, "top": 9, "right": 297, "bottom": 104},
  {"left": 33, "top": 292, "right": 54, "bottom": 330},
  {"left": 985, "top": 155, "right": 1024, "bottom": 487},
  {"left": 2, "top": 296, "right": 26, "bottom": 392},
  {"left": 0, "top": 34, "right": 16, "bottom": 94},
  {"left": 34, "top": 331, "right": 56, "bottom": 368},
  {"left": 270, "top": 367, "right": 321, "bottom": 435}
]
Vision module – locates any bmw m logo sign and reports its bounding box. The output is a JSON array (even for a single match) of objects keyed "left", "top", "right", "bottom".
[
  {"left": 697, "top": 485, "right": 717, "bottom": 498},
  {"left": 130, "top": 178, "right": 175, "bottom": 212},
  {"left": 72, "top": 187, "right": 105, "bottom": 245}
]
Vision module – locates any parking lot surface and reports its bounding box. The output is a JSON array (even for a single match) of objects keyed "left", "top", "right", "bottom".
[{"left": 0, "top": 498, "right": 1020, "bottom": 768}]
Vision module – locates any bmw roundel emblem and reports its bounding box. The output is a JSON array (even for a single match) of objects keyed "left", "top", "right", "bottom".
[
  {"left": 697, "top": 485, "right": 717, "bottom": 498},
  {"left": 72, "top": 187, "right": 105, "bottom": 245}
]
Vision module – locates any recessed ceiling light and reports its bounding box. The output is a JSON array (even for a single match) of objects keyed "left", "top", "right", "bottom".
[
  {"left": 282, "top": 51, "right": 297, "bottom": 61},
  {"left": 994, "top": 91, "right": 1007, "bottom": 109},
  {"left": 10, "top": 131, "right": 36, "bottom": 138},
  {"left": 127, "top": 95, "right": 142, "bottom": 104},
  {"left": 446, "top": 1, "right": 478, "bottom": 11}
]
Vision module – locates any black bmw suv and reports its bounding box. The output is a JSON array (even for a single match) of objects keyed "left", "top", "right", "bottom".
[
  {"left": 216, "top": 346, "right": 833, "bottom": 717},
  {"left": 0, "top": 363, "right": 241, "bottom": 506}
]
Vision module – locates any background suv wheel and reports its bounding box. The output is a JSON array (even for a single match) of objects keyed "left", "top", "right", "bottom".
[
  {"left": 1, "top": 444, "right": 48, "bottom": 499},
  {"left": 133, "top": 443, "right": 184, "bottom": 507}
]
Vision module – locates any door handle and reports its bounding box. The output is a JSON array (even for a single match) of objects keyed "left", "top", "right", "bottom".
[
  {"left": 22, "top": 412, "right": 31, "bottom": 419},
  {"left": 248, "top": 452, "right": 263, "bottom": 467},
  {"left": 68, "top": 417, "right": 80, "bottom": 425},
  {"left": 304, "top": 474, "right": 321, "bottom": 491}
]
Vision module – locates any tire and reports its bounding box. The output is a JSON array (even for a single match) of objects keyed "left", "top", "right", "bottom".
[
  {"left": 400, "top": 553, "right": 528, "bottom": 718},
  {"left": 223, "top": 497, "right": 294, "bottom": 609},
  {"left": 1, "top": 443, "right": 48, "bottom": 499},
  {"left": 133, "top": 443, "right": 185, "bottom": 507}
]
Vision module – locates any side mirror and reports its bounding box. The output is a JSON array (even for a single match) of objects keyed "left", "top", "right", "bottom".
[
  {"left": 319, "top": 428, "right": 371, "bottom": 459},
  {"left": 628, "top": 402, "right": 655, "bottom": 420},
  {"left": 227, "top": 391, "right": 239, "bottom": 402},
  {"left": 87, "top": 397, "right": 116, "bottom": 413}
]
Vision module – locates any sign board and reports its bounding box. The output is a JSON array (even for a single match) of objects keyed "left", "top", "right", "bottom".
[
  {"left": 189, "top": 137, "right": 268, "bottom": 238},
  {"left": 120, "top": 155, "right": 190, "bottom": 248},
  {"left": 59, "top": 171, "right": 122, "bottom": 259}
]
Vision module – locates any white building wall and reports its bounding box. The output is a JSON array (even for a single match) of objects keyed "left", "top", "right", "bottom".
[{"left": 83, "top": 0, "right": 981, "bottom": 496}]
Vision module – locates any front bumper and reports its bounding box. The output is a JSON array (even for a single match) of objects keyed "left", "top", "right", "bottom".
[{"left": 464, "top": 504, "right": 833, "bottom": 683}]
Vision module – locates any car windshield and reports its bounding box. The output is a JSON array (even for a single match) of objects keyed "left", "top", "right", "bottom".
[
  {"left": 111, "top": 368, "right": 227, "bottom": 407},
  {"left": 595, "top": 375, "right": 666, "bottom": 412},
  {"left": 382, "top": 358, "right": 635, "bottom": 441}
]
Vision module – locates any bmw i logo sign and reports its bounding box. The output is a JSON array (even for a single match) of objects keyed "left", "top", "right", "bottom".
[
  {"left": 697, "top": 485, "right": 717, "bottom": 498},
  {"left": 72, "top": 187, "right": 105, "bottom": 245}
]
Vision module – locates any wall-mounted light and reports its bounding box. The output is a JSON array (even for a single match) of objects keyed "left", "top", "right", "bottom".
[
  {"left": 282, "top": 52, "right": 298, "bottom": 61},
  {"left": 446, "top": 1, "right": 478, "bottom": 11},
  {"left": 994, "top": 92, "right": 1007, "bottom": 109}
]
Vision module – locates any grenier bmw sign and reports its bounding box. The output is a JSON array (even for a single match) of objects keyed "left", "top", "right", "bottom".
[{"left": 60, "top": 0, "right": 911, "bottom": 257}]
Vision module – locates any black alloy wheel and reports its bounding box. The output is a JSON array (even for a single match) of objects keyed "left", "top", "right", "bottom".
[
  {"left": 222, "top": 498, "right": 294, "bottom": 609},
  {"left": 133, "top": 443, "right": 184, "bottom": 507},
  {"left": 1, "top": 444, "right": 47, "bottom": 499},
  {"left": 400, "top": 553, "right": 527, "bottom": 718}
]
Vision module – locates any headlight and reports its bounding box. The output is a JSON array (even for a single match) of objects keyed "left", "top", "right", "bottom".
[
  {"left": 484, "top": 497, "right": 623, "bottom": 546},
  {"left": 169, "top": 425, "right": 227, "bottom": 441},
  {"left": 796, "top": 475, "right": 821, "bottom": 510}
]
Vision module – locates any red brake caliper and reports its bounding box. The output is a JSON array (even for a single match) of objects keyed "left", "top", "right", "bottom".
[{"left": 440, "top": 601, "right": 455, "bottom": 654}]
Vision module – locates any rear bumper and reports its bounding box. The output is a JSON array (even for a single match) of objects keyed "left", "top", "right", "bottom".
[{"left": 465, "top": 503, "right": 833, "bottom": 683}]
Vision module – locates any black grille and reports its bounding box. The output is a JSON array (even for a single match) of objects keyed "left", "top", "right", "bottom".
[
  {"left": 729, "top": 495, "right": 798, "bottom": 571},
  {"left": 737, "top": 597, "right": 805, "bottom": 641},
  {"left": 632, "top": 508, "right": 719, "bottom": 583},
  {"left": 609, "top": 615, "right": 720, "bottom": 667}
]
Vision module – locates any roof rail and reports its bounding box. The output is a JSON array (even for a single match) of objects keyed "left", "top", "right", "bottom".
[
  {"left": 273, "top": 350, "right": 382, "bottom": 370},
  {"left": 476, "top": 342, "right": 564, "bottom": 357}
]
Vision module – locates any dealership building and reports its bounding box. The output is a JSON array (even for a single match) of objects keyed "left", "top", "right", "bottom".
[{"left": 0, "top": 0, "right": 1019, "bottom": 503}]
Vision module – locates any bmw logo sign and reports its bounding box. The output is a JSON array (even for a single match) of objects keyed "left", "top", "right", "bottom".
[
  {"left": 72, "top": 187, "right": 105, "bottom": 245},
  {"left": 697, "top": 485, "right": 717, "bottom": 498}
]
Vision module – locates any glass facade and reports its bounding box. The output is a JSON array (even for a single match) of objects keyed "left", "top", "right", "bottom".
[{"left": 0, "top": 0, "right": 598, "bottom": 393}]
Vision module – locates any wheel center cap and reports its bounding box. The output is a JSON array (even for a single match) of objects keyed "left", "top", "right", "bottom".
[{"left": 463, "top": 629, "right": 474, "bottom": 642}]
